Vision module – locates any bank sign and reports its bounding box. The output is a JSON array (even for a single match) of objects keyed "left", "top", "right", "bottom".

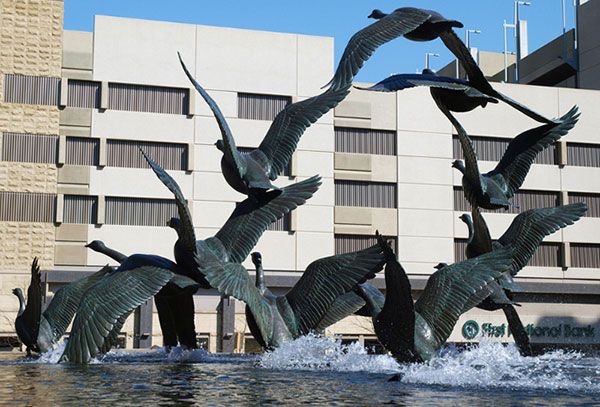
[{"left": 461, "top": 320, "right": 596, "bottom": 341}]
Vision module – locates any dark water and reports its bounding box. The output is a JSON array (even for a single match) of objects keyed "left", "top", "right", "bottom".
[{"left": 0, "top": 337, "right": 598, "bottom": 406}]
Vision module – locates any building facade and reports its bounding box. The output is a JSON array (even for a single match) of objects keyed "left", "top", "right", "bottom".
[{"left": 1, "top": 1, "right": 599, "bottom": 352}]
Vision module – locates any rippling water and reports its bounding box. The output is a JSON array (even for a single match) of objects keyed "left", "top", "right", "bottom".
[{"left": 0, "top": 336, "right": 598, "bottom": 405}]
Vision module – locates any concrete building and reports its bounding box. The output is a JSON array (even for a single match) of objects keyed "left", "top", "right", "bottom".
[{"left": 1, "top": 0, "right": 599, "bottom": 353}]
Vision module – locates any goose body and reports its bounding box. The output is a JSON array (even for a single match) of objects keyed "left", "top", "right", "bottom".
[
  {"left": 450, "top": 107, "right": 579, "bottom": 210},
  {"left": 200, "top": 244, "right": 385, "bottom": 349}
]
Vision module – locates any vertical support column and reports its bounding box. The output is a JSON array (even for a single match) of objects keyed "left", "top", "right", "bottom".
[
  {"left": 216, "top": 295, "right": 235, "bottom": 353},
  {"left": 187, "top": 142, "right": 195, "bottom": 172},
  {"left": 59, "top": 78, "right": 68, "bottom": 108},
  {"left": 133, "top": 299, "right": 153, "bottom": 348},
  {"left": 98, "top": 137, "right": 107, "bottom": 167},
  {"left": 100, "top": 81, "right": 109, "bottom": 111},
  {"left": 96, "top": 195, "right": 105, "bottom": 225},
  {"left": 57, "top": 135, "right": 66, "bottom": 166},
  {"left": 187, "top": 88, "right": 196, "bottom": 117},
  {"left": 55, "top": 194, "right": 64, "bottom": 224}
]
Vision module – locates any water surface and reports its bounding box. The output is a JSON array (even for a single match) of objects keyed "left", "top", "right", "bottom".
[{"left": 0, "top": 337, "right": 598, "bottom": 406}]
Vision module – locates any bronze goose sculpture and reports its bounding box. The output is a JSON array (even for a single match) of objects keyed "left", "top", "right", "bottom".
[
  {"left": 365, "top": 7, "right": 552, "bottom": 124},
  {"left": 450, "top": 106, "right": 579, "bottom": 210},
  {"left": 13, "top": 258, "right": 112, "bottom": 355},
  {"left": 85, "top": 240, "right": 197, "bottom": 351},
  {"left": 458, "top": 203, "right": 587, "bottom": 355}
]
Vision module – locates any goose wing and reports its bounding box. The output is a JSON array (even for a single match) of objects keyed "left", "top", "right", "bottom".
[
  {"left": 414, "top": 248, "right": 513, "bottom": 346},
  {"left": 469, "top": 207, "right": 493, "bottom": 257},
  {"left": 285, "top": 243, "right": 385, "bottom": 335},
  {"left": 61, "top": 264, "right": 195, "bottom": 363},
  {"left": 439, "top": 29, "right": 552, "bottom": 124},
  {"left": 213, "top": 175, "right": 321, "bottom": 263},
  {"left": 314, "top": 291, "right": 365, "bottom": 332},
  {"left": 497, "top": 203, "right": 587, "bottom": 275},
  {"left": 141, "top": 149, "right": 196, "bottom": 252},
  {"left": 328, "top": 8, "right": 431, "bottom": 91},
  {"left": 41, "top": 265, "right": 113, "bottom": 344},
  {"left": 21, "top": 258, "right": 43, "bottom": 343},
  {"left": 198, "top": 257, "right": 273, "bottom": 343},
  {"left": 486, "top": 106, "right": 579, "bottom": 198},
  {"left": 356, "top": 73, "right": 473, "bottom": 93},
  {"left": 439, "top": 104, "right": 484, "bottom": 191},
  {"left": 179, "top": 53, "right": 245, "bottom": 177},
  {"left": 257, "top": 87, "right": 349, "bottom": 179}
]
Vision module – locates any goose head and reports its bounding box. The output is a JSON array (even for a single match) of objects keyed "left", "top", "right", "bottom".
[
  {"left": 452, "top": 159, "right": 466, "bottom": 174},
  {"left": 251, "top": 252, "right": 262, "bottom": 269},
  {"left": 459, "top": 213, "right": 472, "bottom": 225},
  {"left": 167, "top": 217, "right": 181, "bottom": 231},
  {"left": 368, "top": 9, "right": 387, "bottom": 19},
  {"left": 12, "top": 287, "right": 23, "bottom": 297},
  {"left": 85, "top": 240, "right": 107, "bottom": 252},
  {"left": 214, "top": 139, "right": 225, "bottom": 152},
  {"left": 433, "top": 262, "right": 448, "bottom": 270}
]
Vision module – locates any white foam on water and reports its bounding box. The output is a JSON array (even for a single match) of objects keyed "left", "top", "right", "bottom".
[
  {"left": 399, "top": 338, "right": 600, "bottom": 393},
  {"left": 92, "top": 346, "right": 211, "bottom": 364},
  {"left": 258, "top": 334, "right": 600, "bottom": 394},
  {"left": 34, "top": 340, "right": 67, "bottom": 364},
  {"left": 259, "top": 334, "right": 400, "bottom": 373}
]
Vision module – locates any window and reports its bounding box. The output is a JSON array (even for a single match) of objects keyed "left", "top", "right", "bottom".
[
  {"left": 108, "top": 83, "right": 188, "bottom": 115},
  {"left": 453, "top": 135, "right": 558, "bottom": 165},
  {"left": 335, "top": 234, "right": 397, "bottom": 255},
  {"left": 3, "top": 74, "right": 60, "bottom": 106},
  {"left": 568, "top": 193, "right": 600, "bottom": 218},
  {"left": 65, "top": 137, "right": 99, "bottom": 166},
  {"left": 335, "top": 127, "right": 396, "bottom": 156},
  {"left": 67, "top": 80, "right": 100, "bottom": 108},
  {"left": 335, "top": 180, "right": 397, "bottom": 208},
  {"left": 0, "top": 191, "right": 56, "bottom": 223},
  {"left": 567, "top": 142, "right": 600, "bottom": 168},
  {"left": 63, "top": 195, "right": 97, "bottom": 224},
  {"left": 107, "top": 140, "right": 188, "bottom": 171},
  {"left": 105, "top": 197, "right": 178, "bottom": 226},
  {"left": 454, "top": 238, "right": 468, "bottom": 263},
  {"left": 570, "top": 243, "right": 600, "bottom": 268},
  {"left": 1, "top": 132, "right": 57, "bottom": 164},
  {"left": 453, "top": 187, "right": 560, "bottom": 214},
  {"left": 268, "top": 213, "right": 291, "bottom": 231},
  {"left": 237, "top": 93, "right": 290, "bottom": 120}
]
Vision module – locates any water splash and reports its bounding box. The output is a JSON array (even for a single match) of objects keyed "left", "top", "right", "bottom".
[
  {"left": 259, "top": 334, "right": 600, "bottom": 393},
  {"left": 259, "top": 334, "right": 399, "bottom": 373},
  {"left": 35, "top": 341, "right": 67, "bottom": 364},
  {"left": 399, "top": 339, "right": 600, "bottom": 393}
]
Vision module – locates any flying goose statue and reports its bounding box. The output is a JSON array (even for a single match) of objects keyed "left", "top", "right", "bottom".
[
  {"left": 141, "top": 149, "right": 320, "bottom": 273},
  {"left": 85, "top": 240, "right": 197, "bottom": 351},
  {"left": 449, "top": 106, "right": 579, "bottom": 210},
  {"left": 13, "top": 258, "right": 112, "bottom": 355},
  {"left": 354, "top": 235, "right": 514, "bottom": 362},
  {"left": 458, "top": 203, "right": 587, "bottom": 355},
  {"left": 61, "top": 253, "right": 200, "bottom": 363},
  {"left": 364, "top": 7, "right": 552, "bottom": 123},
  {"left": 198, "top": 245, "right": 385, "bottom": 349}
]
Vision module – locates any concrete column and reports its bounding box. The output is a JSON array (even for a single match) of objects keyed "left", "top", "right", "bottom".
[
  {"left": 187, "top": 143, "right": 194, "bottom": 172},
  {"left": 57, "top": 135, "right": 66, "bottom": 166},
  {"left": 560, "top": 190, "right": 569, "bottom": 205},
  {"left": 133, "top": 299, "right": 153, "bottom": 348},
  {"left": 98, "top": 137, "right": 107, "bottom": 167},
  {"left": 97, "top": 195, "right": 105, "bottom": 225},
  {"left": 187, "top": 88, "right": 196, "bottom": 116},
  {"left": 558, "top": 140, "right": 568, "bottom": 166},
  {"left": 216, "top": 295, "right": 235, "bottom": 353},
  {"left": 100, "top": 81, "right": 109, "bottom": 110},
  {"left": 562, "top": 242, "right": 571, "bottom": 269},
  {"left": 59, "top": 78, "right": 68, "bottom": 108},
  {"left": 55, "top": 194, "right": 64, "bottom": 224}
]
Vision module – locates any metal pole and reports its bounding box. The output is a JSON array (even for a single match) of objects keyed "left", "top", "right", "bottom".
[
  {"left": 425, "top": 52, "right": 439, "bottom": 70},
  {"left": 514, "top": 1, "right": 531, "bottom": 83},
  {"left": 562, "top": 0, "right": 567, "bottom": 34},
  {"left": 504, "top": 20, "right": 509, "bottom": 82}
]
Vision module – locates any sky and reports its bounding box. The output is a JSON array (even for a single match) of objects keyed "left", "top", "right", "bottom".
[{"left": 64, "top": 0, "right": 577, "bottom": 83}]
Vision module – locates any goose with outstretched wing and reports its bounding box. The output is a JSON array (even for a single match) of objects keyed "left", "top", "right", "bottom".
[
  {"left": 458, "top": 203, "right": 587, "bottom": 355},
  {"left": 198, "top": 244, "right": 385, "bottom": 349},
  {"left": 179, "top": 53, "right": 345, "bottom": 197},
  {"left": 449, "top": 106, "right": 579, "bottom": 210},
  {"left": 352, "top": 235, "right": 514, "bottom": 362},
  {"left": 141, "top": 149, "right": 320, "bottom": 272},
  {"left": 61, "top": 254, "right": 200, "bottom": 364},
  {"left": 366, "top": 7, "right": 552, "bottom": 123},
  {"left": 13, "top": 258, "right": 112, "bottom": 355},
  {"left": 85, "top": 240, "right": 197, "bottom": 351}
]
